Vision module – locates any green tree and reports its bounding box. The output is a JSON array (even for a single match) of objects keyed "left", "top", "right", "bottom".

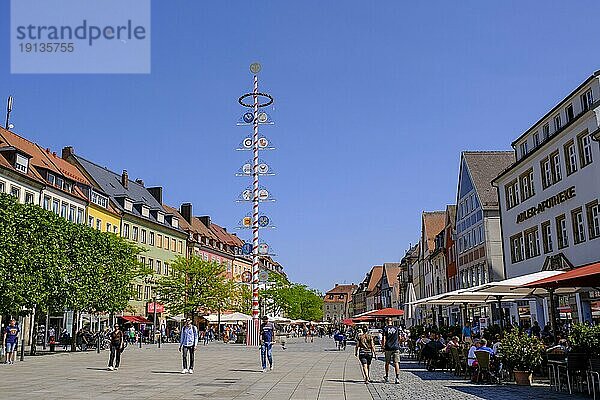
[
  {"left": 260, "top": 274, "right": 323, "bottom": 321},
  {"left": 155, "top": 255, "right": 233, "bottom": 319},
  {"left": 0, "top": 193, "right": 148, "bottom": 351}
]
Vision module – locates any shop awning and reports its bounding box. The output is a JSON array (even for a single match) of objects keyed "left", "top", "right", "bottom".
[
  {"left": 367, "top": 308, "right": 404, "bottom": 317},
  {"left": 524, "top": 261, "right": 600, "bottom": 289},
  {"left": 472, "top": 270, "right": 565, "bottom": 295},
  {"left": 119, "top": 315, "right": 152, "bottom": 324}
]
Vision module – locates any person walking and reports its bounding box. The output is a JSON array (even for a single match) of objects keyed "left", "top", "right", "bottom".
[
  {"left": 355, "top": 328, "right": 376, "bottom": 384},
  {"left": 179, "top": 318, "right": 198, "bottom": 374},
  {"left": 382, "top": 318, "right": 401, "bottom": 384},
  {"left": 3, "top": 319, "right": 19, "bottom": 365},
  {"left": 107, "top": 324, "right": 124, "bottom": 371},
  {"left": 260, "top": 316, "right": 275, "bottom": 372}
]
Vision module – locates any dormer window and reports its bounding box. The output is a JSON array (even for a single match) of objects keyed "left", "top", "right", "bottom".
[
  {"left": 47, "top": 172, "right": 56, "bottom": 186},
  {"left": 141, "top": 205, "right": 150, "bottom": 218},
  {"left": 124, "top": 198, "right": 133, "bottom": 211},
  {"left": 553, "top": 114, "right": 562, "bottom": 131},
  {"left": 91, "top": 191, "right": 108, "bottom": 208},
  {"left": 565, "top": 104, "right": 574, "bottom": 123},
  {"left": 157, "top": 212, "right": 165, "bottom": 223},
  {"left": 15, "top": 153, "right": 28, "bottom": 173},
  {"left": 171, "top": 217, "right": 179, "bottom": 228}
]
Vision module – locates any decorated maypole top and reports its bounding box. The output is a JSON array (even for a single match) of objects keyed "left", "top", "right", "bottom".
[{"left": 237, "top": 62, "right": 276, "bottom": 346}]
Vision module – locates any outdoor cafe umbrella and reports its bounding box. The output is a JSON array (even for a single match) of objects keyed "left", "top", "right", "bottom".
[{"left": 404, "top": 282, "right": 417, "bottom": 327}]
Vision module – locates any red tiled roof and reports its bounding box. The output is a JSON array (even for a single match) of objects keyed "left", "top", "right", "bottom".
[
  {"left": 366, "top": 266, "right": 383, "bottom": 293},
  {"left": 325, "top": 284, "right": 357, "bottom": 296},
  {"left": 0, "top": 127, "right": 89, "bottom": 200},
  {"left": 422, "top": 211, "right": 445, "bottom": 252}
]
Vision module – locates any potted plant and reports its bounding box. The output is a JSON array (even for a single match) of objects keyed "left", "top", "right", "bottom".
[{"left": 501, "top": 329, "right": 544, "bottom": 385}]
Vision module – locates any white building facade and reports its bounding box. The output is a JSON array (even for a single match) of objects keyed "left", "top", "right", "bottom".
[{"left": 495, "top": 71, "right": 600, "bottom": 324}]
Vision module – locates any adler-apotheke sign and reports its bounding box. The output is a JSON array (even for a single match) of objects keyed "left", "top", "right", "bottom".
[{"left": 516, "top": 186, "right": 576, "bottom": 223}]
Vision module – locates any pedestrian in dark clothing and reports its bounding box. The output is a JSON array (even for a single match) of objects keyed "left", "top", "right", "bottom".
[{"left": 107, "top": 325, "right": 124, "bottom": 371}]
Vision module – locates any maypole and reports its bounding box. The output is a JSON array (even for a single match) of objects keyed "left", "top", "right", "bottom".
[{"left": 237, "top": 62, "right": 274, "bottom": 346}]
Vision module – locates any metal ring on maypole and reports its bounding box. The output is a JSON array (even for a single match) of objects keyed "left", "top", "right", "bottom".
[{"left": 238, "top": 92, "right": 274, "bottom": 108}]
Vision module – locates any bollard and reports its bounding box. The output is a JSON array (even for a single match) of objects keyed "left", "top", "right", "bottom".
[
  {"left": 97, "top": 333, "right": 100, "bottom": 354},
  {"left": 138, "top": 334, "right": 142, "bottom": 348},
  {"left": 158, "top": 332, "right": 161, "bottom": 349}
]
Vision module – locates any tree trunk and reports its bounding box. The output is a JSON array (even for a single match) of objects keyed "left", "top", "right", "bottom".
[
  {"left": 71, "top": 310, "right": 78, "bottom": 352},
  {"left": 29, "top": 306, "right": 37, "bottom": 356}
]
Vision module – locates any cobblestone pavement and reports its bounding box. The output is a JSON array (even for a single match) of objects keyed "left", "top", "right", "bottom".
[
  {"left": 366, "top": 356, "right": 586, "bottom": 400},
  {"left": 0, "top": 337, "right": 587, "bottom": 399}
]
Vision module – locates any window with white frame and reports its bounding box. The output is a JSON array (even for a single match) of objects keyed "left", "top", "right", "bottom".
[
  {"left": 25, "top": 192, "right": 34, "bottom": 204},
  {"left": 564, "top": 140, "right": 578, "bottom": 175},
  {"left": 543, "top": 123, "right": 550, "bottom": 140},
  {"left": 505, "top": 179, "right": 520, "bottom": 209},
  {"left": 519, "top": 141, "right": 528, "bottom": 158},
  {"left": 524, "top": 227, "right": 540, "bottom": 259},
  {"left": 60, "top": 202, "right": 67, "bottom": 218},
  {"left": 541, "top": 221, "right": 553, "bottom": 254},
  {"left": 578, "top": 131, "right": 593, "bottom": 168},
  {"left": 68, "top": 206, "right": 75, "bottom": 222},
  {"left": 141, "top": 229, "right": 147, "bottom": 244},
  {"left": 52, "top": 199, "right": 60, "bottom": 215},
  {"left": 15, "top": 153, "right": 28, "bottom": 173},
  {"left": 571, "top": 207, "right": 586, "bottom": 244},
  {"left": 123, "top": 223, "right": 130, "bottom": 239},
  {"left": 565, "top": 104, "right": 574, "bottom": 123},
  {"left": 586, "top": 201, "right": 600, "bottom": 240},
  {"left": 510, "top": 233, "right": 524, "bottom": 263},
  {"left": 96, "top": 219, "right": 101, "bottom": 230},
  {"left": 43, "top": 195, "right": 50, "bottom": 210},
  {"left": 149, "top": 231, "right": 155, "bottom": 245},
  {"left": 581, "top": 89, "right": 594, "bottom": 112},
  {"left": 541, "top": 158, "right": 553, "bottom": 189},
  {"left": 132, "top": 226, "right": 139, "bottom": 241},
  {"left": 553, "top": 114, "right": 562, "bottom": 131},
  {"left": 533, "top": 132, "right": 540, "bottom": 147},
  {"left": 519, "top": 168, "right": 535, "bottom": 201},
  {"left": 77, "top": 208, "right": 84, "bottom": 224},
  {"left": 556, "top": 214, "right": 569, "bottom": 249},
  {"left": 551, "top": 151, "right": 562, "bottom": 183}
]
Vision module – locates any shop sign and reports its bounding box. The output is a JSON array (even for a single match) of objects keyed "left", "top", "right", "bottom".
[
  {"left": 516, "top": 186, "right": 576, "bottom": 223},
  {"left": 147, "top": 302, "right": 164, "bottom": 313}
]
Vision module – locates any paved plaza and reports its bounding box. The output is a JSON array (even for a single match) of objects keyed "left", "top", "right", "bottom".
[{"left": 1, "top": 337, "right": 584, "bottom": 399}]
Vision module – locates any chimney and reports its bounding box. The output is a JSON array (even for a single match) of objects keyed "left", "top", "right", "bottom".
[
  {"left": 199, "top": 216, "right": 211, "bottom": 228},
  {"left": 147, "top": 186, "right": 163, "bottom": 204},
  {"left": 180, "top": 203, "right": 193, "bottom": 223},
  {"left": 335, "top": 283, "right": 338, "bottom": 287},
  {"left": 61, "top": 146, "right": 74, "bottom": 160},
  {"left": 135, "top": 178, "right": 144, "bottom": 186},
  {"left": 121, "top": 170, "right": 129, "bottom": 189}
]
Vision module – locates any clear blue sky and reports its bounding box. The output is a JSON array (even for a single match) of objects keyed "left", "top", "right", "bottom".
[{"left": 2, "top": 1, "right": 600, "bottom": 292}]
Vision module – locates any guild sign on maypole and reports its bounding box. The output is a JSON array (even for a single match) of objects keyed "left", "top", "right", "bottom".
[{"left": 237, "top": 62, "right": 275, "bottom": 346}]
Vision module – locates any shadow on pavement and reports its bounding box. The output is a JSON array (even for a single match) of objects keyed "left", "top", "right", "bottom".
[
  {"left": 229, "top": 369, "right": 262, "bottom": 373},
  {"left": 408, "top": 370, "right": 461, "bottom": 381},
  {"left": 150, "top": 370, "right": 186, "bottom": 374},
  {"left": 326, "top": 379, "right": 365, "bottom": 384},
  {"left": 86, "top": 367, "right": 110, "bottom": 371}
]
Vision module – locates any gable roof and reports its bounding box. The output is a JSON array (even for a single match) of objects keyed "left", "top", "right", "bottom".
[
  {"left": 0, "top": 128, "right": 88, "bottom": 199},
  {"left": 366, "top": 266, "right": 383, "bottom": 293},
  {"left": 422, "top": 211, "right": 445, "bottom": 253},
  {"left": 382, "top": 263, "right": 401, "bottom": 287},
  {"left": 462, "top": 151, "right": 514, "bottom": 210}
]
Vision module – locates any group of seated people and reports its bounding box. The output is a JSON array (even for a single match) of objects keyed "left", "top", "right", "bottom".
[{"left": 416, "top": 332, "right": 503, "bottom": 382}]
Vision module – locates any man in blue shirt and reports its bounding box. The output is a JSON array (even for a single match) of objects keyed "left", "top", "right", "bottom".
[
  {"left": 3, "top": 319, "right": 19, "bottom": 365},
  {"left": 260, "top": 316, "right": 275, "bottom": 372},
  {"left": 179, "top": 318, "right": 198, "bottom": 374}
]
